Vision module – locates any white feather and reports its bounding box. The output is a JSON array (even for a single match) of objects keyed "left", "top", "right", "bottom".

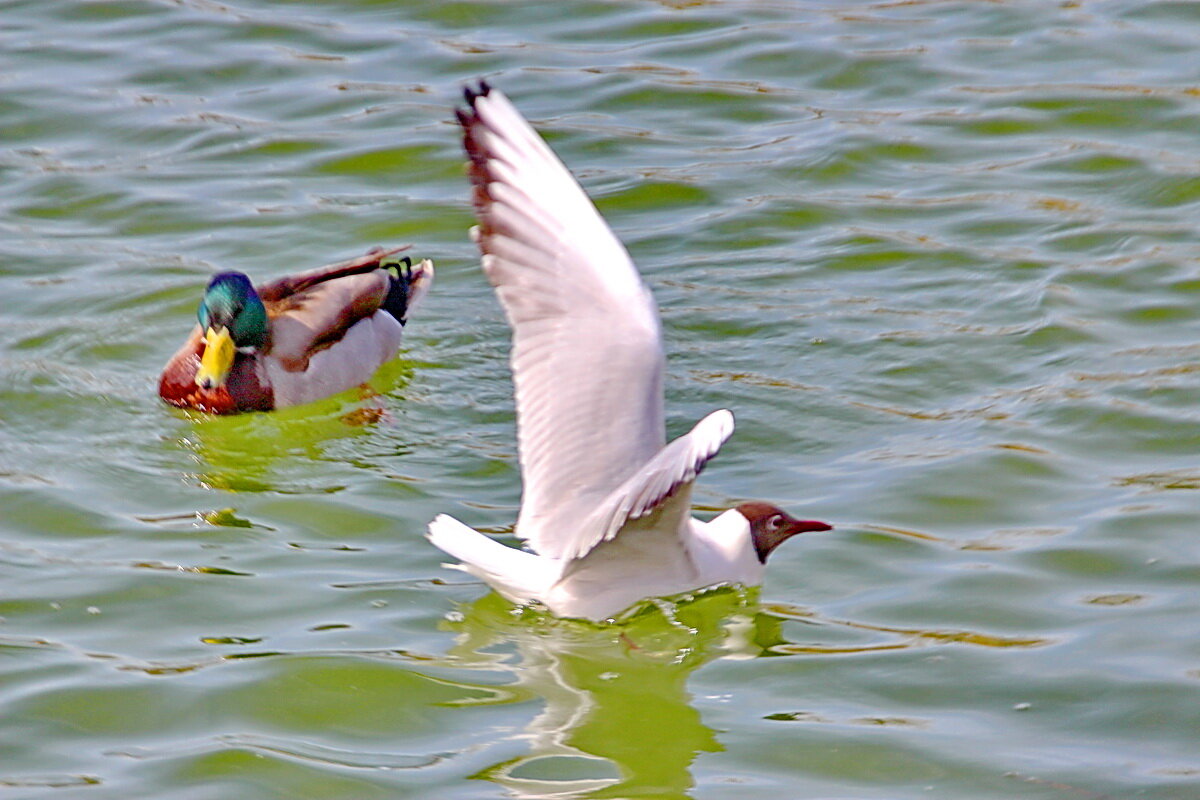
[
  {"left": 468, "top": 89, "right": 668, "bottom": 560},
  {"left": 429, "top": 88, "right": 789, "bottom": 620}
]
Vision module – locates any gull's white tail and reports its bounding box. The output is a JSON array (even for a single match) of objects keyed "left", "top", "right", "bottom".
[{"left": 427, "top": 514, "right": 558, "bottom": 605}]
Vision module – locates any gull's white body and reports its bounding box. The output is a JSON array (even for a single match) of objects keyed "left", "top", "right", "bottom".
[
  {"left": 431, "top": 504, "right": 766, "bottom": 621},
  {"left": 429, "top": 86, "right": 783, "bottom": 621}
]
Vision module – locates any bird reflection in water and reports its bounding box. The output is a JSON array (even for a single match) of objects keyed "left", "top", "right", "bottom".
[{"left": 438, "top": 587, "right": 774, "bottom": 798}]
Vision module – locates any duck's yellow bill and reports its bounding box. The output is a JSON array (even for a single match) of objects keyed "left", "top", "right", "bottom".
[{"left": 196, "top": 326, "right": 235, "bottom": 389}]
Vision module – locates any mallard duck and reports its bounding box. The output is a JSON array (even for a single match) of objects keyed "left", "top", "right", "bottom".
[{"left": 159, "top": 246, "right": 433, "bottom": 414}]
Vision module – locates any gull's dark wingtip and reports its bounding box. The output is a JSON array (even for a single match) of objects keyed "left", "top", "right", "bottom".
[{"left": 462, "top": 80, "right": 493, "bottom": 109}]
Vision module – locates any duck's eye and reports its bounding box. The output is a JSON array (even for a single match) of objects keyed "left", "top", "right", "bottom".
[{"left": 766, "top": 514, "right": 784, "bottom": 532}]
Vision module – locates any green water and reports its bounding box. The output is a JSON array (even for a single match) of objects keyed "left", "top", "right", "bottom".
[{"left": 3, "top": 0, "right": 1200, "bottom": 797}]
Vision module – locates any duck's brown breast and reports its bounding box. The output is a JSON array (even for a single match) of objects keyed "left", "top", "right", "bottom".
[{"left": 158, "top": 329, "right": 274, "bottom": 414}]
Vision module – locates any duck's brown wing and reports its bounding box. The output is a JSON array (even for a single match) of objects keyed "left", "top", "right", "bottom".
[
  {"left": 255, "top": 245, "right": 410, "bottom": 303},
  {"left": 262, "top": 248, "right": 410, "bottom": 373}
]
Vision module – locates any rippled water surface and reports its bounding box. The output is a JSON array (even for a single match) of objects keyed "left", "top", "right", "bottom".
[{"left": 3, "top": 1, "right": 1200, "bottom": 797}]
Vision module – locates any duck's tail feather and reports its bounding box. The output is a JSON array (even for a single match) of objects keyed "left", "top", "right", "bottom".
[
  {"left": 427, "top": 514, "right": 556, "bottom": 604},
  {"left": 382, "top": 257, "right": 434, "bottom": 324}
]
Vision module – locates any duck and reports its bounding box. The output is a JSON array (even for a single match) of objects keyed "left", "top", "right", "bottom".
[
  {"left": 427, "top": 83, "right": 830, "bottom": 622},
  {"left": 159, "top": 246, "right": 432, "bottom": 414}
]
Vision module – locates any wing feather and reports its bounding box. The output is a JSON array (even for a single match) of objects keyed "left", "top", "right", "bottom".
[
  {"left": 266, "top": 271, "right": 391, "bottom": 372},
  {"left": 256, "top": 245, "right": 410, "bottom": 303},
  {"left": 257, "top": 245, "right": 417, "bottom": 372},
  {"left": 569, "top": 409, "right": 735, "bottom": 561},
  {"left": 460, "top": 84, "right": 666, "bottom": 560}
]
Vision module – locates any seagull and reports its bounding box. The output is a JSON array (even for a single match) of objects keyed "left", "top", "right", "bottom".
[{"left": 427, "top": 83, "right": 831, "bottom": 621}]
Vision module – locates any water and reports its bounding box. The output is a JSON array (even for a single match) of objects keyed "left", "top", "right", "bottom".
[{"left": 2, "top": 0, "right": 1199, "bottom": 797}]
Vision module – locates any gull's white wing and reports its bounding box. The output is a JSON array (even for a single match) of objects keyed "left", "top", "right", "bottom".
[
  {"left": 459, "top": 84, "right": 666, "bottom": 560},
  {"left": 567, "top": 409, "right": 735, "bottom": 563}
]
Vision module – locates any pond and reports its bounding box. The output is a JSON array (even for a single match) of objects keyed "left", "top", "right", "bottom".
[{"left": 2, "top": 1, "right": 1199, "bottom": 797}]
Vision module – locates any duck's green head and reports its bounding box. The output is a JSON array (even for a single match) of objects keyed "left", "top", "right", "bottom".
[{"left": 194, "top": 272, "right": 268, "bottom": 390}]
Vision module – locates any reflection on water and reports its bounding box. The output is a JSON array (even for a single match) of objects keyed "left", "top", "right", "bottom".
[
  {"left": 166, "top": 362, "right": 411, "bottom": 493},
  {"left": 442, "top": 590, "right": 759, "bottom": 798},
  {"left": 437, "top": 588, "right": 1049, "bottom": 799}
]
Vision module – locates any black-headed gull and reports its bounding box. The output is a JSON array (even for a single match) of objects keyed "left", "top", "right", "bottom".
[{"left": 428, "top": 83, "right": 831, "bottom": 621}]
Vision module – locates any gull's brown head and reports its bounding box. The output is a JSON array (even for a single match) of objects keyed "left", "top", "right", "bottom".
[{"left": 737, "top": 501, "right": 832, "bottom": 563}]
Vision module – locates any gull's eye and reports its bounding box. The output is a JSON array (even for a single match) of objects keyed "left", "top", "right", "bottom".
[{"left": 766, "top": 514, "right": 784, "bottom": 532}]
